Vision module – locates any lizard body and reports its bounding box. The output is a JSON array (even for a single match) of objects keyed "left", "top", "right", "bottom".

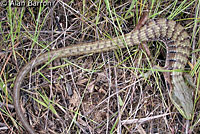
[{"left": 13, "top": 18, "right": 193, "bottom": 134}]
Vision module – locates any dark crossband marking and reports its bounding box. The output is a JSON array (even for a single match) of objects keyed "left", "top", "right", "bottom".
[
  {"left": 138, "top": 29, "right": 142, "bottom": 42},
  {"left": 170, "top": 22, "right": 178, "bottom": 40},
  {"left": 168, "top": 51, "right": 176, "bottom": 54},
  {"left": 155, "top": 19, "right": 162, "bottom": 38},
  {"left": 168, "top": 44, "right": 191, "bottom": 50},
  {"left": 167, "top": 51, "right": 189, "bottom": 60},
  {"left": 166, "top": 20, "right": 176, "bottom": 39}
]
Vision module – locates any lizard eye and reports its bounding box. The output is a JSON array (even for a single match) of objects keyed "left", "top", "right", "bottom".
[{"left": 179, "top": 105, "right": 183, "bottom": 110}]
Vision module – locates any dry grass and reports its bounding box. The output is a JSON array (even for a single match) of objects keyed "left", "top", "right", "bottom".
[{"left": 0, "top": 0, "right": 200, "bottom": 133}]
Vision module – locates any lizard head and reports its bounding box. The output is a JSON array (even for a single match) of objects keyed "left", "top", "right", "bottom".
[{"left": 170, "top": 84, "right": 193, "bottom": 120}]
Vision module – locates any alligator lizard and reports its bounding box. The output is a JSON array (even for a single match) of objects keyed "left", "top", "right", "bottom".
[{"left": 13, "top": 18, "right": 193, "bottom": 134}]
